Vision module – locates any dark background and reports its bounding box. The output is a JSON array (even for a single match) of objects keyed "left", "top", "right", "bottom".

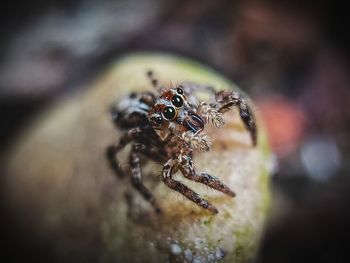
[{"left": 1, "top": 0, "right": 350, "bottom": 262}]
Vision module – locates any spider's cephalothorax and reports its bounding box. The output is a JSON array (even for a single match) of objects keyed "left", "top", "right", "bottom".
[
  {"left": 148, "top": 85, "right": 205, "bottom": 139},
  {"left": 107, "top": 70, "right": 257, "bottom": 214}
]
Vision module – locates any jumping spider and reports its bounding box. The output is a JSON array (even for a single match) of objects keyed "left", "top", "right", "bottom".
[{"left": 107, "top": 70, "right": 257, "bottom": 214}]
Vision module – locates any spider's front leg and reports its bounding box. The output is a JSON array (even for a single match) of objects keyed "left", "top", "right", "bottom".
[
  {"left": 129, "top": 143, "right": 161, "bottom": 213},
  {"left": 196, "top": 101, "right": 225, "bottom": 128},
  {"left": 213, "top": 90, "right": 257, "bottom": 146},
  {"left": 162, "top": 158, "right": 219, "bottom": 214}
]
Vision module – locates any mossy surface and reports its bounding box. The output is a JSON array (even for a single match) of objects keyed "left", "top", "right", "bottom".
[{"left": 5, "top": 53, "right": 271, "bottom": 263}]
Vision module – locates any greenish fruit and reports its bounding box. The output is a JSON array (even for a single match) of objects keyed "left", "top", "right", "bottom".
[{"left": 4, "top": 53, "right": 271, "bottom": 263}]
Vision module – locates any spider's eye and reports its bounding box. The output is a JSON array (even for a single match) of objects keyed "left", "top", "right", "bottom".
[
  {"left": 171, "top": 95, "right": 184, "bottom": 107},
  {"left": 152, "top": 116, "right": 163, "bottom": 125},
  {"left": 162, "top": 106, "right": 176, "bottom": 120},
  {"left": 176, "top": 87, "right": 184, "bottom": 95}
]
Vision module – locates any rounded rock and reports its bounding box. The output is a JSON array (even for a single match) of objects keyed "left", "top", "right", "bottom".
[{"left": 4, "top": 53, "right": 271, "bottom": 263}]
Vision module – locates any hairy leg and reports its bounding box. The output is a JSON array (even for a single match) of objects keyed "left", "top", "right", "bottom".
[
  {"left": 129, "top": 144, "right": 161, "bottom": 213},
  {"left": 162, "top": 158, "right": 219, "bottom": 214},
  {"left": 146, "top": 70, "right": 165, "bottom": 93},
  {"left": 180, "top": 131, "right": 212, "bottom": 152},
  {"left": 106, "top": 127, "right": 143, "bottom": 178},
  {"left": 179, "top": 158, "right": 235, "bottom": 197},
  {"left": 181, "top": 83, "right": 257, "bottom": 145},
  {"left": 213, "top": 90, "right": 257, "bottom": 146},
  {"left": 196, "top": 101, "right": 225, "bottom": 128}
]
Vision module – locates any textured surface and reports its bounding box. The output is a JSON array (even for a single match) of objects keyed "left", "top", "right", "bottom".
[{"left": 4, "top": 53, "right": 271, "bottom": 263}]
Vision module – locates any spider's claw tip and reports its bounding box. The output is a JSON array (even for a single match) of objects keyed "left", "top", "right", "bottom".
[
  {"left": 206, "top": 203, "right": 219, "bottom": 214},
  {"left": 210, "top": 207, "right": 219, "bottom": 214},
  {"left": 229, "top": 191, "right": 236, "bottom": 197}
]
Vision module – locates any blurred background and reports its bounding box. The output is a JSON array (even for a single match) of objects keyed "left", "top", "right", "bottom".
[{"left": 1, "top": 0, "right": 349, "bottom": 262}]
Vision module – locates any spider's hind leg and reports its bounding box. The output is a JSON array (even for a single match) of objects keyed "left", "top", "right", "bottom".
[
  {"left": 146, "top": 70, "right": 165, "bottom": 94},
  {"left": 106, "top": 127, "right": 143, "bottom": 178},
  {"left": 129, "top": 143, "right": 161, "bottom": 213},
  {"left": 106, "top": 145, "right": 126, "bottom": 178}
]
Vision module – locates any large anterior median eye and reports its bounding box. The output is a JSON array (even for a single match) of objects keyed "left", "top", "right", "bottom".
[
  {"left": 171, "top": 95, "right": 183, "bottom": 107},
  {"left": 162, "top": 106, "right": 176, "bottom": 120}
]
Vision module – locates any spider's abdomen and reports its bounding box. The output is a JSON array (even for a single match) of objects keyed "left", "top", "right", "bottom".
[{"left": 110, "top": 92, "right": 155, "bottom": 129}]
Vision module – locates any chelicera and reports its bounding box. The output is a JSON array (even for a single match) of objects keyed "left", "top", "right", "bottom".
[{"left": 107, "top": 70, "right": 257, "bottom": 214}]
